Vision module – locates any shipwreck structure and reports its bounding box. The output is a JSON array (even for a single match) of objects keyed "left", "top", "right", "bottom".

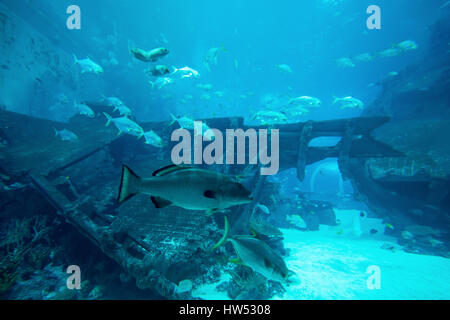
[{"left": 0, "top": 104, "right": 402, "bottom": 298}]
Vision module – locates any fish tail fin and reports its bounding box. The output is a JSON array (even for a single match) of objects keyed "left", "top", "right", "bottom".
[
  {"left": 211, "top": 216, "right": 231, "bottom": 250},
  {"left": 103, "top": 112, "right": 112, "bottom": 127},
  {"left": 332, "top": 95, "right": 339, "bottom": 104},
  {"left": 117, "top": 165, "right": 141, "bottom": 204},
  {"left": 171, "top": 66, "right": 178, "bottom": 74},
  {"left": 72, "top": 54, "right": 78, "bottom": 65},
  {"left": 53, "top": 127, "right": 58, "bottom": 137},
  {"left": 137, "top": 131, "right": 144, "bottom": 140},
  {"left": 169, "top": 113, "right": 177, "bottom": 126}
]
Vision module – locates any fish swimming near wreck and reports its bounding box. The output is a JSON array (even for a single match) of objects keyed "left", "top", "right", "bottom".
[
  {"left": 146, "top": 65, "right": 171, "bottom": 77},
  {"left": 73, "top": 54, "right": 103, "bottom": 74},
  {"left": 172, "top": 66, "right": 200, "bottom": 79},
  {"left": 74, "top": 101, "right": 95, "bottom": 118},
  {"left": 103, "top": 112, "right": 144, "bottom": 138},
  {"left": 143, "top": 130, "right": 164, "bottom": 148},
  {"left": 130, "top": 47, "right": 169, "bottom": 62},
  {"left": 212, "top": 216, "right": 293, "bottom": 283},
  {"left": 117, "top": 165, "right": 253, "bottom": 214},
  {"left": 102, "top": 96, "right": 124, "bottom": 108},
  {"left": 53, "top": 128, "right": 78, "bottom": 142}
]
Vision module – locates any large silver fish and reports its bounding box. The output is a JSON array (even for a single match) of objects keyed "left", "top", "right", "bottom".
[{"left": 117, "top": 165, "right": 253, "bottom": 214}]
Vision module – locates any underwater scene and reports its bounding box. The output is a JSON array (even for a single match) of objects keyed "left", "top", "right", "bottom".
[{"left": 0, "top": 0, "right": 449, "bottom": 301}]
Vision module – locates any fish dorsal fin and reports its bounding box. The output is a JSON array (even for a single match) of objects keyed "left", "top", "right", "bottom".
[{"left": 152, "top": 164, "right": 192, "bottom": 177}]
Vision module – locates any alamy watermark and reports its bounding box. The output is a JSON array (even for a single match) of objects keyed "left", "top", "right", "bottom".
[
  {"left": 66, "top": 265, "right": 81, "bottom": 289},
  {"left": 66, "top": 5, "right": 81, "bottom": 30},
  {"left": 170, "top": 121, "right": 279, "bottom": 176},
  {"left": 366, "top": 265, "right": 381, "bottom": 289},
  {"left": 367, "top": 5, "right": 381, "bottom": 30}
]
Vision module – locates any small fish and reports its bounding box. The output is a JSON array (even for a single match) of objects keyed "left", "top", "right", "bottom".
[
  {"left": 103, "top": 112, "right": 144, "bottom": 138},
  {"left": 378, "top": 47, "right": 401, "bottom": 58},
  {"left": 380, "top": 243, "right": 398, "bottom": 252},
  {"left": 75, "top": 101, "right": 95, "bottom": 118},
  {"left": 109, "top": 57, "right": 119, "bottom": 66},
  {"left": 73, "top": 54, "right": 103, "bottom": 74},
  {"left": 102, "top": 96, "right": 124, "bottom": 108},
  {"left": 252, "top": 110, "right": 287, "bottom": 124},
  {"left": 401, "top": 230, "right": 414, "bottom": 240},
  {"left": 196, "top": 83, "right": 213, "bottom": 91},
  {"left": 203, "top": 45, "right": 226, "bottom": 71},
  {"left": 146, "top": 65, "right": 171, "bottom": 77},
  {"left": 396, "top": 40, "right": 418, "bottom": 51},
  {"left": 130, "top": 47, "right": 169, "bottom": 62},
  {"left": 288, "top": 96, "right": 322, "bottom": 107},
  {"left": 169, "top": 114, "right": 195, "bottom": 129},
  {"left": 172, "top": 66, "right": 200, "bottom": 79},
  {"left": 286, "top": 214, "right": 307, "bottom": 229},
  {"left": 336, "top": 57, "right": 355, "bottom": 68},
  {"left": 276, "top": 64, "right": 293, "bottom": 74},
  {"left": 169, "top": 114, "right": 215, "bottom": 140},
  {"left": 54, "top": 128, "right": 78, "bottom": 142},
  {"left": 404, "top": 225, "right": 441, "bottom": 237},
  {"left": 201, "top": 93, "right": 211, "bottom": 101},
  {"left": 113, "top": 104, "right": 133, "bottom": 116},
  {"left": 8, "top": 182, "right": 28, "bottom": 190},
  {"left": 285, "top": 106, "right": 310, "bottom": 117},
  {"left": 175, "top": 279, "right": 193, "bottom": 294},
  {"left": 428, "top": 237, "right": 444, "bottom": 247},
  {"left": 57, "top": 93, "right": 70, "bottom": 104},
  {"left": 212, "top": 216, "right": 293, "bottom": 284},
  {"left": 214, "top": 91, "right": 225, "bottom": 98},
  {"left": 386, "top": 71, "right": 399, "bottom": 78},
  {"left": 248, "top": 219, "right": 283, "bottom": 238},
  {"left": 353, "top": 53, "right": 373, "bottom": 62},
  {"left": 143, "top": 130, "right": 164, "bottom": 148},
  {"left": 149, "top": 77, "right": 174, "bottom": 89},
  {"left": 117, "top": 165, "right": 253, "bottom": 214},
  {"left": 333, "top": 96, "right": 364, "bottom": 109},
  {"left": 159, "top": 33, "right": 169, "bottom": 44},
  {"left": 254, "top": 203, "right": 270, "bottom": 215},
  {"left": 385, "top": 223, "right": 394, "bottom": 230}
]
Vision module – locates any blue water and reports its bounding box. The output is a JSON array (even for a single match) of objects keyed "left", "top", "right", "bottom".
[
  {"left": 1, "top": 0, "right": 449, "bottom": 300},
  {"left": 4, "top": 0, "right": 439, "bottom": 122}
]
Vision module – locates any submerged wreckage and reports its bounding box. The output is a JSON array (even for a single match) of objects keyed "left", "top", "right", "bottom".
[{"left": 0, "top": 104, "right": 402, "bottom": 298}]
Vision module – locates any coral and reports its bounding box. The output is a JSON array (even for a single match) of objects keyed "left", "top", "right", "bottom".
[
  {"left": 0, "top": 215, "right": 52, "bottom": 293},
  {"left": 0, "top": 255, "right": 20, "bottom": 293},
  {"left": 230, "top": 267, "right": 265, "bottom": 289}
]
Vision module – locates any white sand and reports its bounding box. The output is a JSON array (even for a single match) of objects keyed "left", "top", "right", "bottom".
[{"left": 193, "top": 209, "right": 450, "bottom": 300}]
